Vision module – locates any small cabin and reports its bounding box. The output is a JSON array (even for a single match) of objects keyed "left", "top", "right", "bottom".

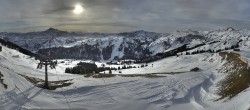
[
  {"left": 107, "top": 60, "right": 120, "bottom": 65},
  {"left": 233, "top": 48, "right": 240, "bottom": 51},
  {"left": 121, "top": 60, "right": 136, "bottom": 65}
]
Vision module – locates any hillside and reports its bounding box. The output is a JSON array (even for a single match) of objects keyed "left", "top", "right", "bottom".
[
  {"left": 1, "top": 27, "right": 248, "bottom": 61},
  {"left": 1, "top": 42, "right": 250, "bottom": 110}
]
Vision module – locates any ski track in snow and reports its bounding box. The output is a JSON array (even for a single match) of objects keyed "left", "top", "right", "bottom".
[{"left": 0, "top": 45, "right": 250, "bottom": 110}]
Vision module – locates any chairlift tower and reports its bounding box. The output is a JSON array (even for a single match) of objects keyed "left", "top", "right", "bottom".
[
  {"left": 37, "top": 59, "right": 56, "bottom": 89},
  {"left": 37, "top": 50, "right": 56, "bottom": 89}
]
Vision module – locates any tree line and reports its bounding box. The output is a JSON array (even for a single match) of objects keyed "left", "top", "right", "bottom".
[{"left": 65, "top": 62, "right": 149, "bottom": 76}]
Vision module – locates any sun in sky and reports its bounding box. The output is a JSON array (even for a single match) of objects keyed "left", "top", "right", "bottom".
[{"left": 73, "top": 4, "right": 84, "bottom": 15}]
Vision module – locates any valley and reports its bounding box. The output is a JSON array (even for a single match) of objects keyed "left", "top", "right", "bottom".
[{"left": 0, "top": 28, "right": 250, "bottom": 110}]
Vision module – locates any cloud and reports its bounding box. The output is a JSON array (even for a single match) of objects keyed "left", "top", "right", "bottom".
[
  {"left": 173, "top": 0, "right": 249, "bottom": 19},
  {"left": 0, "top": 0, "right": 249, "bottom": 33}
]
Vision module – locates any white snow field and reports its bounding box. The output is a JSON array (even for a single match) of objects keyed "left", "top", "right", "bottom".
[{"left": 1, "top": 45, "right": 250, "bottom": 110}]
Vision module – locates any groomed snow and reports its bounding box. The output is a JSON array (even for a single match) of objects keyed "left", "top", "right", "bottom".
[{"left": 0, "top": 45, "right": 250, "bottom": 110}]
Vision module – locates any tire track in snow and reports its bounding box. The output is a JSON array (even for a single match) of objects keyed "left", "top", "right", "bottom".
[{"left": 0, "top": 65, "right": 42, "bottom": 109}]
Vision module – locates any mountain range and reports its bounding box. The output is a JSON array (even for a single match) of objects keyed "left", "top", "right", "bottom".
[{"left": 0, "top": 27, "right": 248, "bottom": 61}]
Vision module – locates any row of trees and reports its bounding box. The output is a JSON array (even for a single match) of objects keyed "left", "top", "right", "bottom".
[
  {"left": 64, "top": 62, "right": 129, "bottom": 76},
  {"left": 185, "top": 44, "right": 240, "bottom": 55},
  {"left": 0, "top": 38, "right": 39, "bottom": 59},
  {"left": 65, "top": 62, "right": 102, "bottom": 76},
  {"left": 65, "top": 62, "right": 150, "bottom": 76},
  {"left": 137, "top": 40, "right": 241, "bottom": 63}
]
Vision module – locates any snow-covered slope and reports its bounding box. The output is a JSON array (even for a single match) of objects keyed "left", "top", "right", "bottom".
[{"left": 1, "top": 42, "right": 250, "bottom": 110}]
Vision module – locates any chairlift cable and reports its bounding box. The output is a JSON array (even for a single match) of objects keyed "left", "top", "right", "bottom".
[{"left": 54, "top": 68, "right": 72, "bottom": 109}]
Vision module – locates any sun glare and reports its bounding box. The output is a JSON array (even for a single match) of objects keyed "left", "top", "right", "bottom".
[{"left": 73, "top": 4, "right": 84, "bottom": 14}]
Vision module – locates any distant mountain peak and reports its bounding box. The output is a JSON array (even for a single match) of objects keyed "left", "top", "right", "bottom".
[
  {"left": 41, "top": 28, "right": 69, "bottom": 36},
  {"left": 226, "top": 27, "right": 234, "bottom": 30},
  {"left": 219, "top": 27, "right": 236, "bottom": 32},
  {"left": 134, "top": 30, "right": 147, "bottom": 33},
  {"left": 45, "top": 27, "right": 59, "bottom": 32}
]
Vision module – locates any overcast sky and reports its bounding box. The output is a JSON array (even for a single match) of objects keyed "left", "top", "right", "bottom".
[{"left": 0, "top": 0, "right": 250, "bottom": 33}]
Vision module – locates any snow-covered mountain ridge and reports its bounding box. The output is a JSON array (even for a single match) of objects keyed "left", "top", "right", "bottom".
[{"left": 0, "top": 27, "right": 249, "bottom": 60}]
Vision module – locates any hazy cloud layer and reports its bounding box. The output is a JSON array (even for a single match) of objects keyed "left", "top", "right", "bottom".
[{"left": 0, "top": 0, "right": 249, "bottom": 33}]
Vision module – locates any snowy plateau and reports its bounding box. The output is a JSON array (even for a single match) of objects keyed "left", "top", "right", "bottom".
[{"left": 0, "top": 27, "right": 250, "bottom": 110}]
